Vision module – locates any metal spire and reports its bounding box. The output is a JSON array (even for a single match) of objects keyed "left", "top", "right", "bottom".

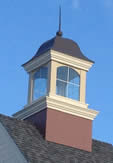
[{"left": 56, "top": 6, "right": 63, "bottom": 37}]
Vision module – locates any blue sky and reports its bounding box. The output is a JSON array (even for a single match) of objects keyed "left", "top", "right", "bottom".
[{"left": 0, "top": 0, "right": 113, "bottom": 145}]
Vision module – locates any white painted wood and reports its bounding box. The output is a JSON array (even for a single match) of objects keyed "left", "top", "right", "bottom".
[{"left": 13, "top": 95, "right": 99, "bottom": 120}]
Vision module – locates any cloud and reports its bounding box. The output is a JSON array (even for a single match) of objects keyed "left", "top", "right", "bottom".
[{"left": 72, "top": 0, "right": 80, "bottom": 9}]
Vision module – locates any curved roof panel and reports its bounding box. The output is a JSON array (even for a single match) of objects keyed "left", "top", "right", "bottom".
[{"left": 23, "top": 36, "right": 94, "bottom": 66}]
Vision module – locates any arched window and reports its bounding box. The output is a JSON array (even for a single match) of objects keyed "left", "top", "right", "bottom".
[
  {"left": 56, "top": 66, "right": 80, "bottom": 101},
  {"left": 33, "top": 66, "right": 48, "bottom": 100}
]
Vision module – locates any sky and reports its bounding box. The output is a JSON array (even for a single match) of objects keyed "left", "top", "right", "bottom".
[{"left": 0, "top": 0, "right": 113, "bottom": 145}]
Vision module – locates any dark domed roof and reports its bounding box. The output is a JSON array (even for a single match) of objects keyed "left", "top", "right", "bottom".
[{"left": 23, "top": 36, "right": 94, "bottom": 66}]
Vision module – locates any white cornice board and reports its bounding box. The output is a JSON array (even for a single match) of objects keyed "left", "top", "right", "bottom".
[
  {"left": 23, "top": 50, "right": 93, "bottom": 73},
  {"left": 13, "top": 95, "right": 99, "bottom": 121}
]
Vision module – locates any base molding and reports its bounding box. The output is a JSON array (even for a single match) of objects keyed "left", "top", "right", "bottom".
[{"left": 13, "top": 95, "right": 98, "bottom": 120}]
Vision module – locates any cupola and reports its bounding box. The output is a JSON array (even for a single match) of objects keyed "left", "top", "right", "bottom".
[{"left": 13, "top": 8, "right": 99, "bottom": 152}]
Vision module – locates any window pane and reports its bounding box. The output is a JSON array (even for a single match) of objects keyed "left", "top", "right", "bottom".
[
  {"left": 56, "top": 66, "right": 80, "bottom": 101},
  {"left": 56, "top": 80, "right": 67, "bottom": 97},
  {"left": 57, "top": 66, "right": 68, "bottom": 81},
  {"left": 67, "top": 83, "right": 80, "bottom": 100},
  {"left": 33, "top": 67, "right": 48, "bottom": 100},
  {"left": 41, "top": 67, "right": 48, "bottom": 78},
  {"left": 34, "top": 70, "right": 40, "bottom": 79},
  {"left": 69, "top": 68, "right": 80, "bottom": 85}
]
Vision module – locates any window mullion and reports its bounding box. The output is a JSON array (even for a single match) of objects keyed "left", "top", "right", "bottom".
[
  {"left": 57, "top": 78, "right": 80, "bottom": 87},
  {"left": 67, "top": 67, "right": 69, "bottom": 97},
  {"left": 57, "top": 78, "right": 67, "bottom": 83},
  {"left": 56, "top": 66, "right": 80, "bottom": 101}
]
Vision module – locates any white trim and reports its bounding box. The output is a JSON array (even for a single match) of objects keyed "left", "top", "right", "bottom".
[
  {"left": 23, "top": 50, "right": 93, "bottom": 73},
  {"left": 23, "top": 52, "right": 51, "bottom": 73},
  {"left": 49, "top": 94, "right": 88, "bottom": 108},
  {"left": 13, "top": 96, "right": 47, "bottom": 120},
  {"left": 47, "top": 95, "right": 98, "bottom": 120},
  {"left": 13, "top": 95, "right": 99, "bottom": 121},
  {"left": 51, "top": 50, "right": 93, "bottom": 71}
]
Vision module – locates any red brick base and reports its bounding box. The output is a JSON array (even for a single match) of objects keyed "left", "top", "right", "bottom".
[{"left": 46, "top": 108, "right": 92, "bottom": 152}]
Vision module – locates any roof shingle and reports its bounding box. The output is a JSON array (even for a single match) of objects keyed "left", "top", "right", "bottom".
[{"left": 0, "top": 114, "right": 113, "bottom": 163}]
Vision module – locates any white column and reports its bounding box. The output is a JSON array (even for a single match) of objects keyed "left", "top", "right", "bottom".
[
  {"left": 80, "top": 70, "right": 86, "bottom": 103},
  {"left": 27, "top": 72, "right": 34, "bottom": 104},
  {"left": 48, "top": 60, "right": 57, "bottom": 96}
]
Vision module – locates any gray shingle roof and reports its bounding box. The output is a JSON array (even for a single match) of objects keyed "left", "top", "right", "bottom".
[{"left": 0, "top": 114, "right": 113, "bottom": 163}]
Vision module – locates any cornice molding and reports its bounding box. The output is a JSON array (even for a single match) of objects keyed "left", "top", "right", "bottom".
[
  {"left": 13, "top": 95, "right": 99, "bottom": 121},
  {"left": 46, "top": 95, "right": 98, "bottom": 120},
  {"left": 23, "top": 50, "right": 93, "bottom": 73},
  {"left": 23, "top": 52, "right": 51, "bottom": 73},
  {"left": 13, "top": 96, "right": 47, "bottom": 119},
  {"left": 51, "top": 50, "right": 93, "bottom": 71}
]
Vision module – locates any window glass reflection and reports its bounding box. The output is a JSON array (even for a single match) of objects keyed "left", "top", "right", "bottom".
[
  {"left": 57, "top": 66, "right": 68, "bottom": 81},
  {"left": 56, "top": 80, "right": 67, "bottom": 97},
  {"left": 69, "top": 68, "right": 80, "bottom": 85},
  {"left": 68, "top": 83, "right": 80, "bottom": 100},
  {"left": 33, "top": 66, "right": 48, "bottom": 100},
  {"left": 56, "top": 66, "right": 80, "bottom": 101}
]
